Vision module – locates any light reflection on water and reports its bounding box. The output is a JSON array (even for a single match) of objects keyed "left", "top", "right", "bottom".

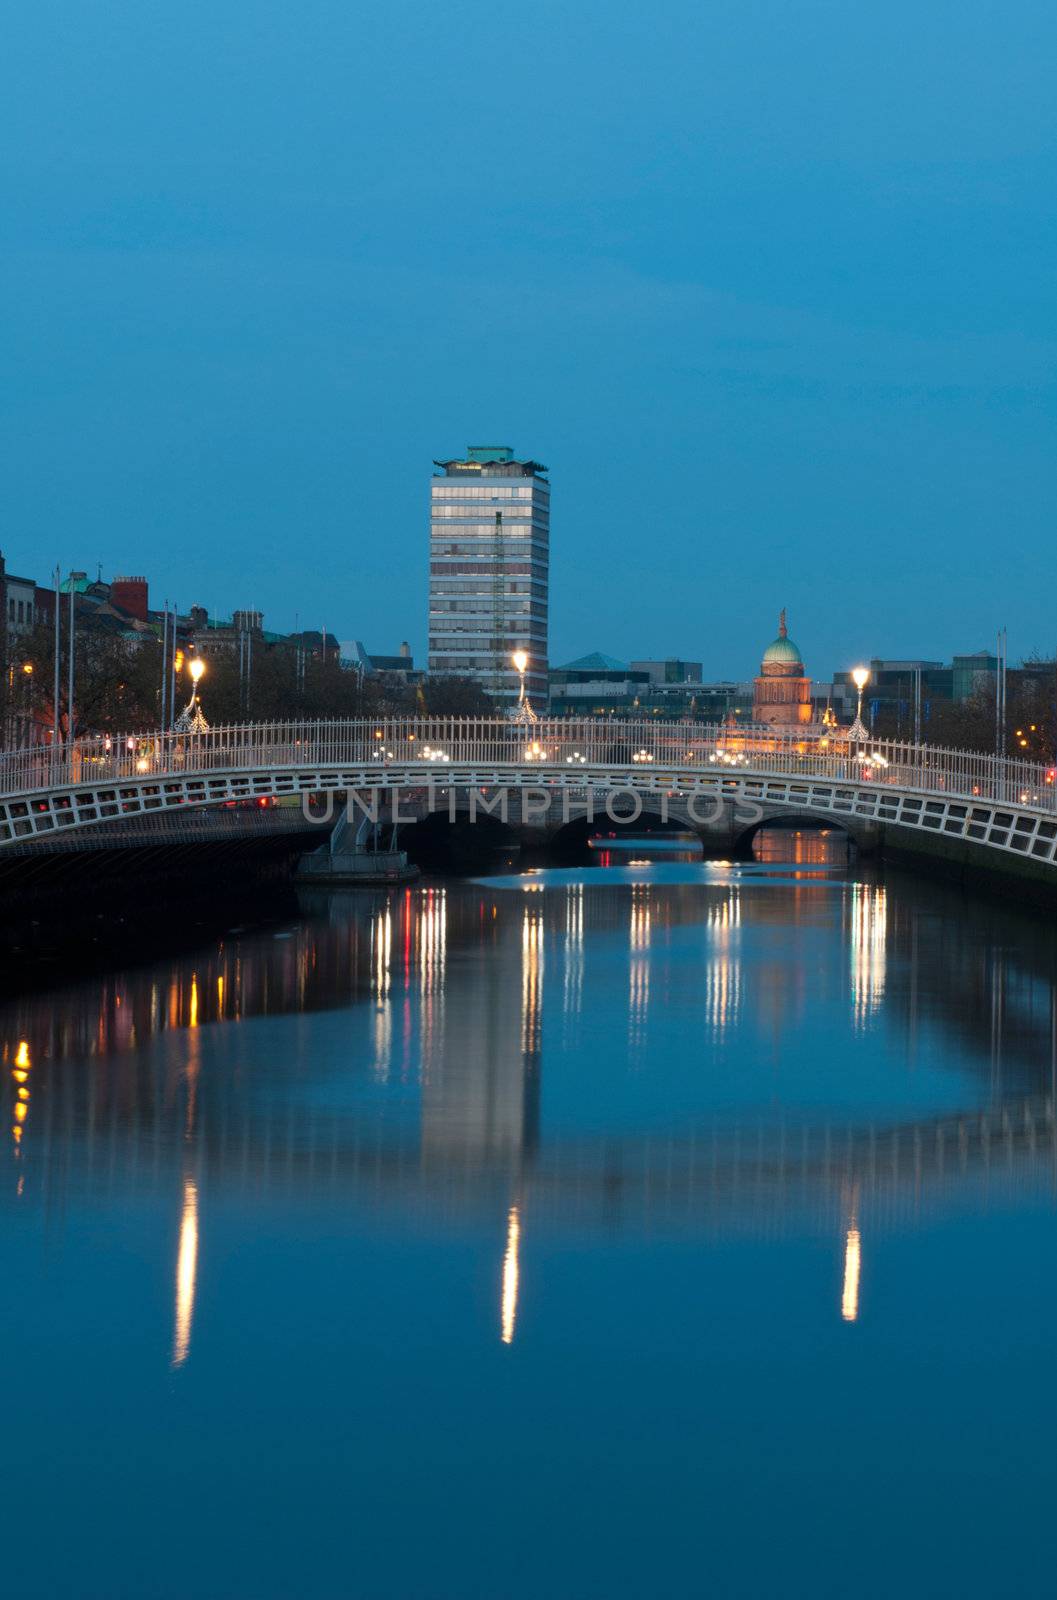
[{"left": 3, "top": 827, "right": 1057, "bottom": 1596}]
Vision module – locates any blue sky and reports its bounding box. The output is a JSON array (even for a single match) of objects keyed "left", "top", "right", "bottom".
[{"left": 3, "top": 0, "right": 1054, "bottom": 678}]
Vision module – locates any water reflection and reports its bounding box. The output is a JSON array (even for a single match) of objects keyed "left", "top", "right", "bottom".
[
  {"left": 841, "top": 1223, "right": 862, "bottom": 1324},
  {"left": 849, "top": 883, "right": 887, "bottom": 1026},
  {"left": 10, "top": 1038, "right": 30, "bottom": 1156},
  {"left": 5, "top": 848, "right": 1057, "bottom": 1357},
  {"left": 172, "top": 1178, "right": 199, "bottom": 1368},
  {"left": 501, "top": 1203, "right": 521, "bottom": 1345}
]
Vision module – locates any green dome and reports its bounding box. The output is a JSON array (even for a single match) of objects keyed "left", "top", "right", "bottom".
[{"left": 762, "top": 633, "right": 803, "bottom": 665}]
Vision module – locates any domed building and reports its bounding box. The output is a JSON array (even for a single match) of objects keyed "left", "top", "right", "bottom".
[{"left": 753, "top": 610, "right": 812, "bottom": 727}]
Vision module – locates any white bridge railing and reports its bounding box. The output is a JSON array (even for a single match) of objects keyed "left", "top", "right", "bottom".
[{"left": 1, "top": 718, "right": 1055, "bottom": 812}]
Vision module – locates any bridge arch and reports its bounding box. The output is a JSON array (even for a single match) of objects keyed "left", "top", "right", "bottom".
[
  {"left": 548, "top": 808, "right": 698, "bottom": 860},
  {"left": 1, "top": 718, "right": 1056, "bottom": 895},
  {"left": 732, "top": 810, "right": 869, "bottom": 860}
]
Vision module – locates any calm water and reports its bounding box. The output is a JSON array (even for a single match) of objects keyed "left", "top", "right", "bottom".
[{"left": 4, "top": 830, "right": 1057, "bottom": 1598}]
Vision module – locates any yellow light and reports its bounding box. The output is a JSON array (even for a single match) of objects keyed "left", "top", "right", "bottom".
[
  {"left": 174, "top": 649, "right": 185, "bottom": 672},
  {"left": 189, "top": 657, "right": 205, "bottom": 684},
  {"left": 172, "top": 1179, "right": 199, "bottom": 1369},
  {"left": 14, "top": 1102, "right": 26, "bottom": 1123},
  {"left": 842, "top": 1227, "right": 861, "bottom": 1322},
  {"left": 511, "top": 650, "right": 528, "bottom": 674},
  {"left": 14, "top": 1041, "right": 29, "bottom": 1070},
  {"left": 851, "top": 667, "right": 870, "bottom": 691},
  {"left": 501, "top": 1204, "right": 521, "bottom": 1345},
  {"left": 21, "top": 662, "right": 32, "bottom": 675}
]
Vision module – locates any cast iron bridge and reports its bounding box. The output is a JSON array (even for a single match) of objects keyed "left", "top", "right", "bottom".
[{"left": 1, "top": 718, "right": 1056, "bottom": 872}]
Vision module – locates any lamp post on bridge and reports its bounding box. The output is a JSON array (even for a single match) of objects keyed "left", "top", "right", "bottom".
[
  {"left": 174, "top": 655, "right": 209, "bottom": 734},
  {"left": 510, "top": 650, "right": 537, "bottom": 726},
  {"left": 849, "top": 666, "right": 870, "bottom": 745}
]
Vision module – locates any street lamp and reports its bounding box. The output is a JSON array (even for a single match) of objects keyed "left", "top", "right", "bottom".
[
  {"left": 510, "top": 649, "right": 537, "bottom": 726},
  {"left": 849, "top": 666, "right": 870, "bottom": 743},
  {"left": 175, "top": 655, "right": 209, "bottom": 733}
]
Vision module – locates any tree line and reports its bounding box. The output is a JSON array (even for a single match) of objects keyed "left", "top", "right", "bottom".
[{"left": 8, "top": 621, "right": 492, "bottom": 738}]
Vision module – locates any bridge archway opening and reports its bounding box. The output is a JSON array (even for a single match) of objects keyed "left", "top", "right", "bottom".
[
  {"left": 403, "top": 809, "right": 520, "bottom": 872},
  {"left": 548, "top": 810, "right": 702, "bottom": 865},
  {"left": 738, "top": 815, "right": 856, "bottom": 866}
]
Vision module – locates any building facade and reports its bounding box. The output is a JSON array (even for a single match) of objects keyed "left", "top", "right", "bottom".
[
  {"left": 549, "top": 652, "right": 751, "bottom": 720},
  {"left": 428, "top": 445, "right": 549, "bottom": 706},
  {"left": 752, "top": 611, "right": 812, "bottom": 727}
]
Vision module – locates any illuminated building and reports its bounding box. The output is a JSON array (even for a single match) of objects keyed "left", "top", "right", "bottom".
[
  {"left": 753, "top": 610, "right": 813, "bottom": 727},
  {"left": 428, "top": 445, "right": 549, "bottom": 705}
]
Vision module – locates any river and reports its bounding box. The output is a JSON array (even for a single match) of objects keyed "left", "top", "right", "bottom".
[{"left": 3, "top": 828, "right": 1057, "bottom": 1598}]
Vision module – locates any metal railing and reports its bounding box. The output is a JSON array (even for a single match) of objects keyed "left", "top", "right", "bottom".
[{"left": 1, "top": 718, "right": 1054, "bottom": 812}]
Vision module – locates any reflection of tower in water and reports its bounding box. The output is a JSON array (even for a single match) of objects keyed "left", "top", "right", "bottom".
[{"left": 420, "top": 899, "right": 542, "bottom": 1162}]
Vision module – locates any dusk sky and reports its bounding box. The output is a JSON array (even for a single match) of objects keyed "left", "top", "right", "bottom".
[{"left": 4, "top": 0, "right": 1055, "bottom": 678}]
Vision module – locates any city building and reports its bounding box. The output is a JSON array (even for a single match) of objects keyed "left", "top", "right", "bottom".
[
  {"left": 344, "top": 641, "right": 422, "bottom": 687},
  {"left": 832, "top": 658, "right": 949, "bottom": 734},
  {"left": 952, "top": 651, "right": 999, "bottom": 701},
  {"left": 548, "top": 653, "right": 649, "bottom": 715},
  {"left": 428, "top": 445, "right": 549, "bottom": 706},
  {"left": 752, "top": 611, "right": 813, "bottom": 727},
  {"left": 1, "top": 555, "right": 38, "bottom": 647},
  {"left": 549, "top": 652, "right": 751, "bottom": 720},
  {"left": 630, "top": 658, "right": 703, "bottom": 686}
]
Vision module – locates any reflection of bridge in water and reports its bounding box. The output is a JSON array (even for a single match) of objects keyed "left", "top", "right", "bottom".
[{"left": 5, "top": 858, "right": 1057, "bottom": 1353}]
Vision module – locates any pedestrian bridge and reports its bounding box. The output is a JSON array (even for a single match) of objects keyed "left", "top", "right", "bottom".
[{"left": 2, "top": 717, "right": 1056, "bottom": 879}]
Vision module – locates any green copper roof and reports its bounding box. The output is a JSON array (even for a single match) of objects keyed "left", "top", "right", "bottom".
[
  {"left": 762, "top": 634, "right": 803, "bottom": 665},
  {"left": 762, "top": 610, "right": 803, "bottom": 666}
]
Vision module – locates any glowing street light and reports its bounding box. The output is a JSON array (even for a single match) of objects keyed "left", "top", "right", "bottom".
[
  {"left": 849, "top": 666, "right": 870, "bottom": 743},
  {"left": 175, "top": 655, "right": 209, "bottom": 733},
  {"left": 510, "top": 649, "right": 537, "bottom": 726}
]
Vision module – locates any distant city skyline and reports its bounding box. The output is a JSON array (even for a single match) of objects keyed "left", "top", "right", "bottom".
[{"left": 2, "top": 537, "right": 1045, "bottom": 686}]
